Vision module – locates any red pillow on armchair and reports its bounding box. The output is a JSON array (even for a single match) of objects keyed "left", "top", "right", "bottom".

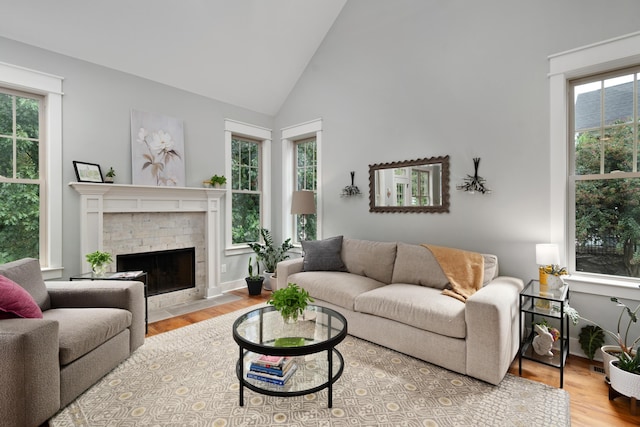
[{"left": 0, "top": 274, "right": 44, "bottom": 319}]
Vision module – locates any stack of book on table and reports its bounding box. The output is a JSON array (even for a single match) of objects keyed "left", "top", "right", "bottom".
[{"left": 247, "top": 355, "right": 297, "bottom": 386}]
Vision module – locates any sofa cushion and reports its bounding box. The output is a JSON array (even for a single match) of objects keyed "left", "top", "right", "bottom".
[
  {"left": 342, "top": 239, "right": 397, "bottom": 284},
  {"left": 354, "top": 283, "right": 467, "bottom": 339},
  {"left": 0, "top": 275, "right": 44, "bottom": 319},
  {"left": 0, "top": 258, "right": 51, "bottom": 310},
  {"left": 43, "top": 307, "right": 132, "bottom": 365},
  {"left": 391, "top": 242, "right": 450, "bottom": 289},
  {"left": 302, "top": 236, "right": 347, "bottom": 272},
  {"left": 483, "top": 254, "right": 499, "bottom": 283},
  {"left": 289, "top": 271, "right": 386, "bottom": 311}
]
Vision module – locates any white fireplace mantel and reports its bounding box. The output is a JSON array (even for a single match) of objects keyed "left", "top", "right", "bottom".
[{"left": 70, "top": 182, "right": 226, "bottom": 298}]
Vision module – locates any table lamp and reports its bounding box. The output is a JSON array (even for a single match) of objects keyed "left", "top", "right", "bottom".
[{"left": 291, "top": 190, "right": 316, "bottom": 242}]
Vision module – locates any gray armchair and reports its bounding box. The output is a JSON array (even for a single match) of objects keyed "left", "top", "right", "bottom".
[{"left": 0, "top": 258, "right": 145, "bottom": 427}]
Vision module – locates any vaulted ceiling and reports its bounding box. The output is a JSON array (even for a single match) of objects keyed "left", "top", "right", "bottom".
[{"left": 0, "top": 0, "right": 347, "bottom": 115}]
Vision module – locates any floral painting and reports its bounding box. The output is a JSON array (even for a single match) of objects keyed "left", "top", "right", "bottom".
[{"left": 130, "top": 110, "right": 185, "bottom": 186}]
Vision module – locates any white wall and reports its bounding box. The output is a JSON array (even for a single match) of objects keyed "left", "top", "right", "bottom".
[
  {"left": 0, "top": 36, "right": 272, "bottom": 281},
  {"left": 273, "top": 0, "right": 640, "bottom": 348}
]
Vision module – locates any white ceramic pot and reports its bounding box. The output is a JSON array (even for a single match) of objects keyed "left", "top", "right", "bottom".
[
  {"left": 601, "top": 345, "right": 622, "bottom": 381},
  {"left": 546, "top": 274, "right": 565, "bottom": 290},
  {"left": 263, "top": 271, "right": 275, "bottom": 291},
  {"left": 609, "top": 359, "right": 640, "bottom": 399}
]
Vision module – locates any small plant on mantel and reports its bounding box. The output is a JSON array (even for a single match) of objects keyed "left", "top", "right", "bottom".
[{"left": 267, "top": 282, "right": 314, "bottom": 323}]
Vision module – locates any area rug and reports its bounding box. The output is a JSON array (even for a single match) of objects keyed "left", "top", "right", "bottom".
[{"left": 52, "top": 305, "right": 570, "bottom": 426}]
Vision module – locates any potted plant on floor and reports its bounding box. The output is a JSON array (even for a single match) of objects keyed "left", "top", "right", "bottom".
[
  {"left": 248, "top": 228, "right": 294, "bottom": 291},
  {"left": 245, "top": 257, "right": 264, "bottom": 296},
  {"left": 85, "top": 250, "right": 112, "bottom": 277},
  {"left": 267, "top": 282, "right": 314, "bottom": 324},
  {"left": 566, "top": 298, "right": 640, "bottom": 395}
]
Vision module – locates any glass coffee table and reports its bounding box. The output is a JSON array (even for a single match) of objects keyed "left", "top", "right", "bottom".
[{"left": 232, "top": 305, "right": 347, "bottom": 408}]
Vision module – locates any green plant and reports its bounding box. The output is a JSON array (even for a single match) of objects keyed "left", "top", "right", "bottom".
[
  {"left": 566, "top": 298, "right": 640, "bottom": 372},
  {"left": 615, "top": 351, "right": 640, "bottom": 374},
  {"left": 105, "top": 167, "right": 116, "bottom": 178},
  {"left": 248, "top": 228, "right": 294, "bottom": 273},
  {"left": 210, "top": 174, "right": 227, "bottom": 186},
  {"left": 267, "top": 282, "right": 314, "bottom": 321},
  {"left": 579, "top": 325, "right": 605, "bottom": 361},
  {"left": 246, "top": 256, "right": 262, "bottom": 280},
  {"left": 85, "top": 250, "right": 112, "bottom": 267}
]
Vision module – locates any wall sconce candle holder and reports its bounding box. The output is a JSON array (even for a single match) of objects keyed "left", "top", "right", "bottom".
[
  {"left": 341, "top": 171, "right": 361, "bottom": 197},
  {"left": 456, "top": 157, "right": 491, "bottom": 194}
]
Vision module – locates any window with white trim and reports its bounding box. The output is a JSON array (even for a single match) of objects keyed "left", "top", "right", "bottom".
[
  {"left": 281, "top": 119, "right": 322, "bottom": 244},
  {"left": 0, "top": 87, "right": 43, "bottom": 263},
  {"left": 570, "top": 66, "right": 640, "bottom": 278},
  {"left": 0, "top": 63, "right": 63, "bottom": 277},
  {"left": 224, "top": 119, "right": 271, "bottom": 251},
  {"left": 294, "top": 137, "right": 317, "bottom": 241}
]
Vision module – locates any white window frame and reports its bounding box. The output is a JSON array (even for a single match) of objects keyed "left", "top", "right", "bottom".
[
  {"left": 549, "top": 31, "right": 640, "bottom": 298},
  {"left": 0, "top": 62, "right": 63, "bottom": 279},
  {"left": 224, "top": 119, "right": 271, "bottom": 255},
  {"left": 281, "top": 119, "right": 323, "bottom": 245}
]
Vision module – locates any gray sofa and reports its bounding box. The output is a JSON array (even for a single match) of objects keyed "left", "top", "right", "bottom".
[
  {"left": 277, "top": 237, "right": 524, "bottom": 385},
  {"left": 0, "top": 258, "right": 145, "bottom": 427}
]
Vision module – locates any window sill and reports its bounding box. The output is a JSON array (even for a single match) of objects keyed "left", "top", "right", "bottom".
[
  {"left": 564, "top": 274, "right": 640, "bottom": 300},
  {"left": 42, "top": 267, "right": 64, "bottom": 280}
]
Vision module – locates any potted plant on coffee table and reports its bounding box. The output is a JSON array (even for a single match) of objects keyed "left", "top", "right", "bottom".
[
  {"left": 267, "top": 282, "right": 314, "bottom": 324},
  {"left": 85, "top": 250, "right": 112, "bottom": 277},
  {"left": 248, "top": 228, "right": 294, "bottom": 291},
  {"left": 566, "top": 298, "right": 640, "bottom": 396},
  {"left": 245, "top": 257, "right": 264, "bottom": 296}
]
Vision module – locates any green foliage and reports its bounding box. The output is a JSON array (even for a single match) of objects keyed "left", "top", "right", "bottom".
[
  {"left": 614, "top": 351, "right": 640, "bottom": 374},
  {"left": 247, "top": 228, "right": 293, "bottom": 272},
  {"left": 85, "top": 251, "right": 112, "bottom": 267},
  {"left": 247, "top": 256, "right": 261, "bottom": 280},
  {"left": 578, "top": 325, "right": 605, "bottom": 361},
  {"left": 209, "top": 174, "right": 226, "bottom": 185},
  {"left": 105, "top": 167, "right": 116, "bottom": 178},
  {"left": 267, "top": 282, "right": 314, "bottom": 321}
]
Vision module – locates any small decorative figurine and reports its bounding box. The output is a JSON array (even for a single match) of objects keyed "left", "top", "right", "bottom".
[{"left": 532, "top": 323, "right": 554, "bottom": 357}]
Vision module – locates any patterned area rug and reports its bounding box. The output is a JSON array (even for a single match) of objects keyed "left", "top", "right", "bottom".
[{"left": 52, "top": 305, "right": 570, "bottom": 426}]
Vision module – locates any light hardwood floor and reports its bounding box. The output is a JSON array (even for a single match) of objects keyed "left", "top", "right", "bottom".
[{"left": 147, "top": 290, "right": 639, "bottom": 426}]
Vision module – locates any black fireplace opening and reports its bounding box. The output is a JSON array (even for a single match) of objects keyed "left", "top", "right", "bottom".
[{"left": 117, "top": 247, "right": 196, "bottom": 296}]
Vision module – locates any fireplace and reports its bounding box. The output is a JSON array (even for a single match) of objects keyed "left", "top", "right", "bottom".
[{"left": 117, "top": 248, "right": 196, "bottom": 296}]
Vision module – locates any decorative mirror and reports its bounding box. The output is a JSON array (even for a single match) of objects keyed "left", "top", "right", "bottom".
[{"left": 369, "top": 155, "right": 449, "bottom": 213}]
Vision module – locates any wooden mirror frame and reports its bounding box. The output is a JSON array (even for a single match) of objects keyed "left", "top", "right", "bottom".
[{"left": 368, "top": 155, "right": 450, "bottom": 213}]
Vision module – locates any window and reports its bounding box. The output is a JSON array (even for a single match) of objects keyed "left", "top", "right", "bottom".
[
  {"left": 0, "top": 63, "right": 62, "bottom": 278},
  {"left": 294, "top": 137, "right": 317, "bottom": 241},
  {"left": 0, "top": 88, "right": 43, "bottom": 263},
  {"left": 570, "top": 67, "right": 640, "bottom": 278},
  {"left": 231, "top": 136, "right": 261, "bottom": 244},
  {"left": 224, "top": 119, "right": 271, "bottom": 252},
  {"left": 282, "top": 119, "right": 322, "bottom": 244}
]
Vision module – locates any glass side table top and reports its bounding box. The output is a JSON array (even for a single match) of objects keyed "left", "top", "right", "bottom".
[
  {"left": 233, "top": 305, "right": 347, "bottom": 354},
  {"left": 521, "top": 279, "right": 569, "bottom": 302}
]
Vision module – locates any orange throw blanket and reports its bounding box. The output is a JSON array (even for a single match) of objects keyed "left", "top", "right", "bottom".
[{"left": 422, "top": 244, "right": 484, "bottom": 303}]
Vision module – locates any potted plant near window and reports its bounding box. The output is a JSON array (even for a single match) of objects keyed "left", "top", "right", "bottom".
[
  {"left": 85, "top": 250, "right": 113, "bottom": 277},
  {"left": 245, "top": 257, "right": 264, "bottom": 296},
  {"left": 248, "top": 228, "right": 294, "bottom": 291},
  {"left": 267, "top": 282, "right": 314, "bottom": 324},
  {"left": 567, "top": 298, "right": 640, "bottom": 397}
]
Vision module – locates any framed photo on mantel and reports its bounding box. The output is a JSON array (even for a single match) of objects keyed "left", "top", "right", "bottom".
[{"left": 73, "top": 161, "right": 103, "bottom": 183}]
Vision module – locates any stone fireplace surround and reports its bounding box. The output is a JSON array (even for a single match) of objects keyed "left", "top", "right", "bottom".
[{"left": 70, "top": 183, "right": 225, "bottom": 309}]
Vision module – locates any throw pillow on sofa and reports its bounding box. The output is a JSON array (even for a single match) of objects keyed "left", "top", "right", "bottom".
[
  {"left": 301, "top": 235, "right": 347, "bottom": 272},
  {"left": 0, "top": 274, "right": 43, "bottom": 319}
]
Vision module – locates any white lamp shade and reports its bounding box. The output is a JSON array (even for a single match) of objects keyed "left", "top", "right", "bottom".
[
  {"left": 536, "top": 243, "right": 560, "bottom": 266},
  {"left": 291, "top": 190, "right": 316, "bottom": 215}
]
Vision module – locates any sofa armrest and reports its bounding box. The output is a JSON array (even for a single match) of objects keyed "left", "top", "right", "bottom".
[
  {"left": 276, "top": 257, "right": 303, "bottom": 290},
  {"left": 46, "top": 280, "right": 145, "bottom": 351},
  {"left": 0, "top": 318, "right": 61, "bottom": 427},
  {"left": 465, "top": 276, "right": 524, "bottom": 385}
]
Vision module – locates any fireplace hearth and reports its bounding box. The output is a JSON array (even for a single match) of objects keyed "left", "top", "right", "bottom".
[{"left": 117, "top": 248, "right": 195, "bottom": 296}]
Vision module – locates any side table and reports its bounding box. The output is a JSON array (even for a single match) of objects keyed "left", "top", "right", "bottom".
[
  {"left": 70, "top": 271, "right": 148, "bottom": 333},
  {"left": 518, "top": 279, "right": 570, "bottom": 388}
]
